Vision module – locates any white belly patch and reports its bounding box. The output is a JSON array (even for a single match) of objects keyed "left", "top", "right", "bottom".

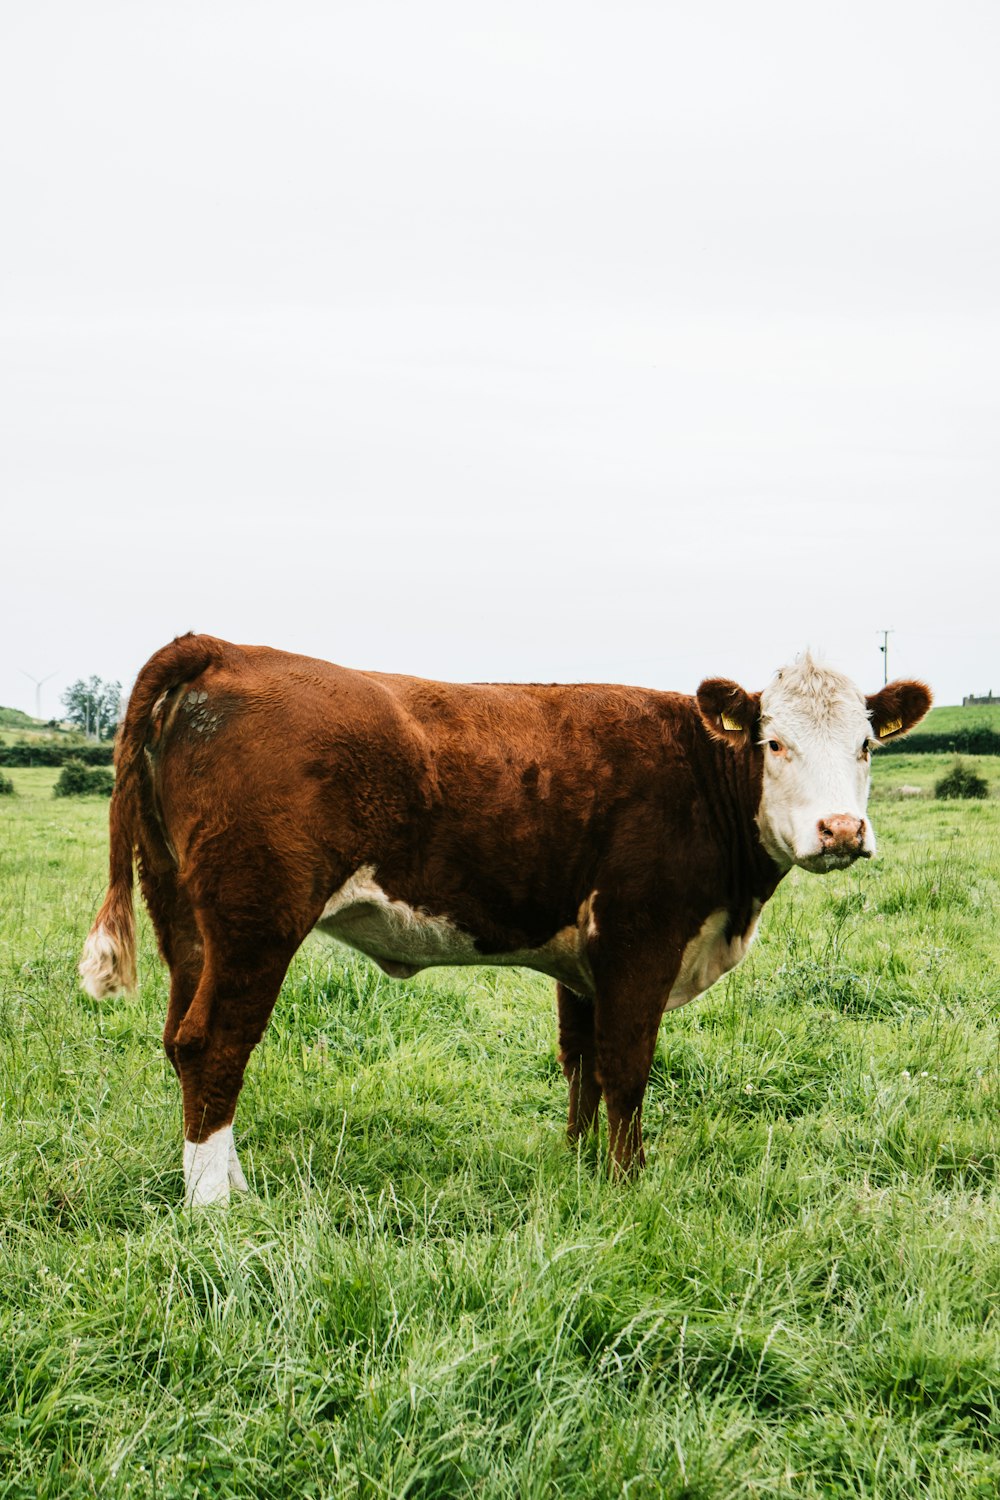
[
  {"left": 666, "top": 903, "right": 761, "bottom": 1010},
  {"left": 314, "top": 865, "right": 597, "bottom": 996}
]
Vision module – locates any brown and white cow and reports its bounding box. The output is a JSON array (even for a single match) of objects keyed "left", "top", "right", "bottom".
[{"left": 79, "top": 634, "right": 930, "bottom": 1203}]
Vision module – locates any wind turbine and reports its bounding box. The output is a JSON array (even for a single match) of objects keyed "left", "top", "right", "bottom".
[{"left": 20, "top": 669, "right": 58, "bottom": 722}]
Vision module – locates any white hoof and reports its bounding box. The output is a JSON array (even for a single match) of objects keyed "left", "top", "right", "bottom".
[
  {"left": 228, "top": 1139, "right": 250, "bottom": 1193},
  {"left": 184, "top": 1126, "right": 233, "bottom": 1206}
]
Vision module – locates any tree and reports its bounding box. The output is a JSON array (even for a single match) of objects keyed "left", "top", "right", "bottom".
[{"left": 61, "top": 677, "right": 122, "bottom": 741}]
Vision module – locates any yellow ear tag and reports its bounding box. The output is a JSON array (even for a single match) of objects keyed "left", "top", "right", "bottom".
[
  {"left": 879, "top": 717, "right": 903, "bottom": 738},
  {"left": 721, "top": 713, "right": 743, "bottom": 733}
]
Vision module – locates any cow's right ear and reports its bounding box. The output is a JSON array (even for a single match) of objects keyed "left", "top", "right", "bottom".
[{"left": 696, "top": 678, "right": 761, "bottom": 747}]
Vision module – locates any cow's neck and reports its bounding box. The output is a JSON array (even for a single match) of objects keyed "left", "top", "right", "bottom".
[{"left": 700, "top": 731, "right": 785, "bottom": 921}]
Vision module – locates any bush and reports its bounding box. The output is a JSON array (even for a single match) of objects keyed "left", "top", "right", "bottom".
[
  {"left": 0, "top": 740, "right": 114, "bottom": 768},
  {"left": 0, "top": 772, "right": 14, "bottom": 796},
  {"left": 53, "top": 760, "right": 114, "bottom": 798},
  {"left": 934, "top": 761, "right": 990, "bottom": 801}
]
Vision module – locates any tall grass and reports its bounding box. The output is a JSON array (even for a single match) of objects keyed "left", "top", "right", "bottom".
[{"left": 1, "top": 761, "right": 998, "bottom": 1497}]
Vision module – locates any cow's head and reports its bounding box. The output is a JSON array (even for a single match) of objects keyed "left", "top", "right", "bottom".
[{"left": 697, "top": 655, "right": 931, "bottom": 873}]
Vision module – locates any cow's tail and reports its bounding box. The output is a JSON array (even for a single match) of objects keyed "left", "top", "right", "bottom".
[{"left": 79, "top": 633, "right": 228, "bottom": 998}]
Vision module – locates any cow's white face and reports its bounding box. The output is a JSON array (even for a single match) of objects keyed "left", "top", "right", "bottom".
[
  {"left": 696, "top": 656, "right": 932, "bottom": 876},
  {"left": 756, "top": 659, "right": 877, "bottom": 873}
]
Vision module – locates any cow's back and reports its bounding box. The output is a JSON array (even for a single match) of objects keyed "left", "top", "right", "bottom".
[{"left": 144, "top": 644, "right": 707, "bottom": 950}]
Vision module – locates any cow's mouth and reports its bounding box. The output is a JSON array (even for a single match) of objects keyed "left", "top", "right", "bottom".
[{"left": 799, "top": 846, "right": 873, "bottom": 874}]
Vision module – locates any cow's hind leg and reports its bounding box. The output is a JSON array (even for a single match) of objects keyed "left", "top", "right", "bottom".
[
  {"left": 146, "top": 875, "right": 253, "bottom": 1200},
  {"left": 168, "top": 929, "right": 296, "bottom": 1206},
  {"left": 158, "top": 888, "right": 203, "bottom": 1082},
  {"left": 556, "top": 983, "right": 602, "bottom": 1141}
]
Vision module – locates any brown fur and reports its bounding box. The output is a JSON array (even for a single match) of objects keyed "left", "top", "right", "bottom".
[{"left": 83, "top": 634, "right": 927, "bottom": 1178}]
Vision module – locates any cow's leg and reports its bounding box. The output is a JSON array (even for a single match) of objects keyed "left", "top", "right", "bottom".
[
  {"left": 169, "top": 936, "right": 295, "bottom": 1206},
  {"left": 158, "top": 891, "right": 203, "bottom": 1084},
  {"left": 556, "top": 983, "right": 601, "bottom": 1140},
  {"left": 143, "top": 873, "right": 251, "bottom": 1199},
  {"left": 593, "top": 974, "right": 666, "bottom": 1177}
]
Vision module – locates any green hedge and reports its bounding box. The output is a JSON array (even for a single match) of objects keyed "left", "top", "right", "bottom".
[
  {"left": 0, "top": 741, "right": 115, "bottom": 767},
  {"left": 881, "top": 729, "right": 1000, "bottom": 756}
]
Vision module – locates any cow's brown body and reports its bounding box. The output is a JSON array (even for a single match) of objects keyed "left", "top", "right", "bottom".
[{"left": 81, "top": 633, "right": 930, "bottom": 1191}]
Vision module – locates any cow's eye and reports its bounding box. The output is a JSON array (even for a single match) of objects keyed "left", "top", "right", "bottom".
[
  {"left": 767, "top": 740, "right": 784, "bottom": 755},
  {"left": 859, "top": 741, "right": 872, "bottom": 761}
]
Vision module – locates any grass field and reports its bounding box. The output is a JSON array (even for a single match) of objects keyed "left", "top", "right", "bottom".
[
  {"left": 917, "top": 703, "right": 1000, "bottom": 736},
  {"left": 1, "top": 758, "right": 998, "bottom": 1498}
]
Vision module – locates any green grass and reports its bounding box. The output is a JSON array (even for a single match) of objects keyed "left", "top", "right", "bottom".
[
  {"left": 1, "top": 761, "right": 999, "bottom": 1497},
  {"left": 870, "top": 750, "right": 1000, "bottom": 795},
  {"left": 922, "top": 702, "right": 1000, "bottom": 735}
]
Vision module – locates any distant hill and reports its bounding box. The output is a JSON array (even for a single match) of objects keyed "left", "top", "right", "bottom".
[
  {"left": 0, "top": 706, "right": 41, "bottom": 730},
  {"left": 0, "top": 707, "right": 77, "bottom": 741}
]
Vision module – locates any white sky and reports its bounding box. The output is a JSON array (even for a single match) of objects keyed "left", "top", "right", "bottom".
[{"left": 2, "top": 1, "right": 998, "bottom": 718}]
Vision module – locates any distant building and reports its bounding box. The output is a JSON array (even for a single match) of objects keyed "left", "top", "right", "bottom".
[{"left": 963, "top": 692, "right": 996, "bottom": 706}]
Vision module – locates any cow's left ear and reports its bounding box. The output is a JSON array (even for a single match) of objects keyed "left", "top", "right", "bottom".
[
  {"left": 866, "top": 680, "right": 933, "bottom": 742},
  {"left": 696, "top": 678, "right": 761, "bottom": 747}
]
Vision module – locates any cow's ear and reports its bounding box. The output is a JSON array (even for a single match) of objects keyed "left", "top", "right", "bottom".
[
  {"left": 866, "top": 680, "right": 933, "bottom": 742},
  {"left": 696, "top": 678, "right": 761, "bottom": 747}
]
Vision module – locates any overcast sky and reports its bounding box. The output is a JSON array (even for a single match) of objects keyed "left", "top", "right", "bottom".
[{"left": 2, "top": 1, "right": 997, "bottom": 720}]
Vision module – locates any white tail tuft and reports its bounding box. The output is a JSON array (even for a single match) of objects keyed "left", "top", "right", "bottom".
[{"left": 79, "top": 923, "right": 132, "bottom": 998}]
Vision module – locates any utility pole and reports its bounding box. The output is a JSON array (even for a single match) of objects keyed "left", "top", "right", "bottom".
[
  {"left": 19, "top": 669, "right": 57, "bottom": 722},
  {"left": 877, "top": 630, "right": 893, "bottom": 688}
]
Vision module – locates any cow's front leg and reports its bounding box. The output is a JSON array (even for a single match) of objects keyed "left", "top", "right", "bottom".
[
  {"left": 556, "top": 983, "right": 601, "bottom": 1140},
  {"left": 593, "top": 965, "right": 669, "bottom": 1176}
]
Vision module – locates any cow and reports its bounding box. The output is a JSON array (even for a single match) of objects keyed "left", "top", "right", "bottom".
[{"left": 79, "top": 634, "right": 931, "bottom": 1204}]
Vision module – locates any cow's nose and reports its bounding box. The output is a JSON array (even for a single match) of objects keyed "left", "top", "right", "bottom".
[{"left": 818, "top": 814, "right": 866, "bottom": 851}]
